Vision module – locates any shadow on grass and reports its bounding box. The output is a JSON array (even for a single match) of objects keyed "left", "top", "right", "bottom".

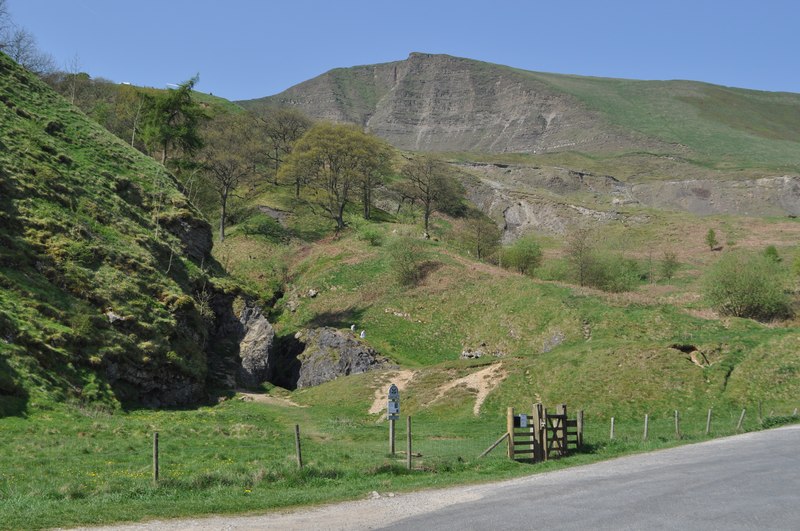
[
  {"left": 305, "top": 306, "right": 368, "bottom": 329},
  {"left": 0, "top": 354, "right": 29, "bottom": 417}
]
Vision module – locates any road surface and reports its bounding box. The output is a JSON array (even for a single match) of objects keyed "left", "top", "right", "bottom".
[{"left": 76, "top": 424, "right": 800, "bottom": 530}]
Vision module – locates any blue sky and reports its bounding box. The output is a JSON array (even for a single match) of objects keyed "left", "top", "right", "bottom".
[{"left": 7, "top": 0, "right": 799, "bottom": 101}]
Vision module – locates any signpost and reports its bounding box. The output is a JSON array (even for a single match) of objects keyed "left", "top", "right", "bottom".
[{"left": 388, "top": 384, "right": 399, "bottom": 455}]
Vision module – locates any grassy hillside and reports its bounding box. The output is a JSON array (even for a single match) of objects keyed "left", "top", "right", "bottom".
[
  {"left": 528, "top": 71, "right": 800, "bottom": 171},
  {"left": 0, "top": 52, "right": 236, "bottom": 413},
  {"left": 1, "top": 50, "right": 799, "bottom": 529},
  {"left": 240, "top": 53, "right": 800, "bottom": 178}
]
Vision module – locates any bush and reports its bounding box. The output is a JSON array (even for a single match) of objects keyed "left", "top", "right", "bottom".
[
  {"left": 240, "top": 214, "right": 289, "bottom": 243},
  {"left": 388, "top": 236, "right": 425, "bottom": 286},
  {"left": 660, "top": 251, "right": 680, "bottom": 281},
  {"left": 358, "top": 226, "right": 384, "bottom": 246},
  {"left": 583, "top": 252, "right": 640, "bottom": 293},
  {"left": 502, "top": 236, "right": 542, "bottom": 275},
  {"left": 764, "top": 245, "right": 781, "bottom": 263},
  {"left": 703, "top": 251, "right": 792, "bottom": 321}
]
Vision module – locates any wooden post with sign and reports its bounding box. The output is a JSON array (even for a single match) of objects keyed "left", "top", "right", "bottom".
[{"left": 387, "top": 384, "right": 400, "bottom": 456}]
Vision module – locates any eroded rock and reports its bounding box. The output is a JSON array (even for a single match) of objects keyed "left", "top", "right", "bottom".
[{"left": 293, "top": 327, "right": 394, "bottom": 388}]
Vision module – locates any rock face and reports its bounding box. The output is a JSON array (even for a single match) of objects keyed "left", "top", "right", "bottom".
[
  {"left": 162, "top": 212, "right": 213, "bottom": 264},
  {"left": 236, "top": 306, "right": 275, "bottom": 388},
  {"left": 208, "top": 296, "right": 275, "bottom": 389},
  {"left": 630, "top": 175, "right": 800, "bottom": 217},
  {"left": 455, "top": 162, "right": 800, "bottom": 240},
  {"left": 293, "top": 328, "right": 393, "bottom": 388},
  {"left": 241, "top": 53, "right": 636, "bottom": 154},
  {"left": 105, "top": 361, "right": 204, "bottom": 408}
]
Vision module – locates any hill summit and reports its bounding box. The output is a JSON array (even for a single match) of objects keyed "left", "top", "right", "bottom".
[{"left": 240, "top": 52, "right": 800, "bottom": 174}]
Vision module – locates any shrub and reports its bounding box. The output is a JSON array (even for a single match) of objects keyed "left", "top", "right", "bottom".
[
  {"left": 584, "top": 252, "right": 640, "bottom": 293},
  {"left": 763, "top": 245, "right": 781, "bottom": 263},
  {"left": 358, "top": 226, "right": 384, "bottom": 247},
  {"left": 660, "top": 251, "right": 680, "bottom": 281},
  {"left": 240, "top": 214, "right": 289, "bottom": 243},
  {"left": 502, "top": 235, "right": 542, "bottom": 275},
  {"left": 705, "top": 228, "right": 718, "bottom": 250},
  {"left": 703, "top": 251, "right": 792, "bottom": 321},
  {"left": 388, "top": 236, "right": 425, "bottom": 286}
]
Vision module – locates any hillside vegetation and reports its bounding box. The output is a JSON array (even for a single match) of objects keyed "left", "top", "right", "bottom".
[
  {"left": 1, "top": 47, "right": 799, "bottom": 529},
  {"left": 0, "top": 52, "right": 246, "bottom": 413}
]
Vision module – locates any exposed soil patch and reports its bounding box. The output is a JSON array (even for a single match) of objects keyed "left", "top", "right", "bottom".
[
  {"left": 369, "top": 370, "right": 416, "bottom": 415},
  {"left": 430, "top": 363, "right": 508, "bottom": 416},
  {"left": 235, "top": 391, "right": 304, "bottom": 408}
]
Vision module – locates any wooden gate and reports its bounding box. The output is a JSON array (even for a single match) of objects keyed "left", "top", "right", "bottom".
[{"left": 507, "top": 403, "right": 583, "bottom": 462}]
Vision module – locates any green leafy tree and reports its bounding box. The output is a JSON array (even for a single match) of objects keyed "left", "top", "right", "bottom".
[
  {"left": 705, "top": 228, "right": 718, "bottom": 251},
  {"left": 703, "top": 251, "right": 792, "bottom": 320},
  {"left": 141, "top": 76, "right": 206, "bottom": 167},
  {"left": 278, "top": 123, "right": 391, "bottom": 230}
]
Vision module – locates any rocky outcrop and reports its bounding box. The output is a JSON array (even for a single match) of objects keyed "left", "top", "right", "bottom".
[
  {"left": 208, "top": 295, "right": 275, "bottom": 389},
  {"left": 293, "top": 327, "right": 393, "bottom": 388},
  {"left": 105, "top": 361, "right": 204, "bottom": 408},
  {"left": 631, "top": 175, "right": 800, "bottom": 217},
  {"left": 236, "top": 306, "right": 275, "bottom": 387},
  {"left": 455, "top": 161, "right": 800, "bottom": 240},
  {"left": 162, "top": 212, "right": 213, "bottom": 263}
]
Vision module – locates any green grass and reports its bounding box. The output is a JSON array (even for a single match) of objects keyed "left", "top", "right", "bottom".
[{"left": 0, "top": 394, "right": 795, "bottom": 529}]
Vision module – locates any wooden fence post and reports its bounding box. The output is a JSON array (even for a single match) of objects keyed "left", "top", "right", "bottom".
[
  {"left": 543, "top": 406, "right": 549, "bottom": 461},
  {"left": 737, "top": 409, "right": 746, "bottom": 431},
  {"left": 643, "top": 414, "right": 649, "bottom": 441},
  {"left": 507, "top": 407, "right": 515, "bottom": 460},
  {"left": 532, "top": 403, "right": 544, "bottom": 462},
  {"left": 152, "top": 432, "right": 159, "bottom": 484},
  {"left": 557, "top": 404, "right": 567, "bottom": 456},
  {"left": 610, "top": 417, "right": 615, "bottom": 440},
  {"left": 794, "top": 408, "right": 798, "bottom": 417},
  {"left": 706, "top": 408, "right": 713, "bottom": 435},
  {"left": 577, "top": 410, "right": 584, "bottom": 449},
  {"left": 406, "top": 416, "right": 412, "bottom": 470},
  {"left": 294, "top": 424, "right": 303, "bottom": 469},
  {"left": 674, "top": 410, "right": 681, "bottom": 439}
]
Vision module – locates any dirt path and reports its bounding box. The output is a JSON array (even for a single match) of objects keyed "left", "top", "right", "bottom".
[
  {"left": 235, "top": 391, "right": 303, "bottom": 408},
  {"left": 431, "top": 363, "right": 507, "bottom": 415},
  {"left": 368, "top": 370, "right": 416, "bottom": 415}
]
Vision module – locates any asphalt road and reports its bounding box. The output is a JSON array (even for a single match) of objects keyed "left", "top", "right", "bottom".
[
  {"left": 383, "top": 424, "right": 800, "bottom": 531},
  {"left": 80, "top": 425, "right": 800, "bottom": 531}
]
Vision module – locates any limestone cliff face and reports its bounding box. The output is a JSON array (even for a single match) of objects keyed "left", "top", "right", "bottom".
[{"left": 242, "top": 53, "right": 633, "bottom": 154}]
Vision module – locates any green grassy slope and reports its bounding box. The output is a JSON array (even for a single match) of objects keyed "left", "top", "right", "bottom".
[
  {"left": 0, "top": 52, "right": 228, "bottom": 413},
  {"left": 528, "top": 71, "right": 800, "bottom": 170}
]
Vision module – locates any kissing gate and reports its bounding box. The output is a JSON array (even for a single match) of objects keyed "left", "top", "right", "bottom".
[{"left": 507, "top": 403, "right": 583, "bottom": 461}]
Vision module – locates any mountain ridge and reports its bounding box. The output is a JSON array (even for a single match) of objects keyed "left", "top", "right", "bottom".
[{"left": 238, "top": 52, "right": 800, "bottom": 177}]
